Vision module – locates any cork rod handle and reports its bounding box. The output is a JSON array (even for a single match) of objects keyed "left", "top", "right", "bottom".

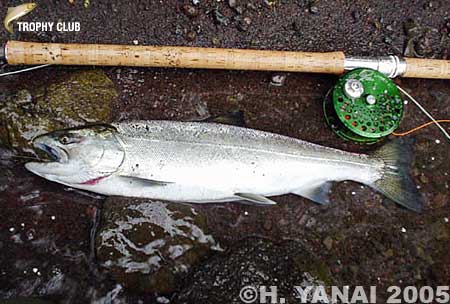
[
  {"left": 6, "top": 41, "right": 345, "bottom": 74},
  {"left": 404, "top": 57, "right": 450, "bottom": 79}
]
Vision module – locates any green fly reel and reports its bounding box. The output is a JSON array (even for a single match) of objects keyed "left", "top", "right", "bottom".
[{"left": 324, "top": 68, "right": 404, "bottom": 144}]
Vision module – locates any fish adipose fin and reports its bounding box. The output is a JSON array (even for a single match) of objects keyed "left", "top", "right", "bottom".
[
  {"left": 370, "top": 139, "right": 424, "bottom": 213},
  {"left": 291, "top": 181, "right": 333, "bottom": 205},
  {"left": 235, "top": 193, "right": 277, "bottom": 205},
  {"left": 118, "top": 176, "right": 173, "bottom": 187}
]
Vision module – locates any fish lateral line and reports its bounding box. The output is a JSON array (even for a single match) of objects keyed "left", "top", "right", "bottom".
[{"left": 120, "top": 136, "right": 378, "bottom": 169}]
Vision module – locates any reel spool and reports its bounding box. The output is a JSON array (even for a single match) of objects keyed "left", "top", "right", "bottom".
[{"left": 324, "top": 68, "right": 404, "bottom": 144}]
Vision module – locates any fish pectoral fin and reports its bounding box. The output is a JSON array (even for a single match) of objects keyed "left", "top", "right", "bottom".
[
  {"left": 291, "top": 181, "right": 333, "bottom": 205},
  {"left": 118, "top": 175, "right": 173, "bottom": 187},
  {"left": 234, "top": 193, "right": 277, "bottom": 205}
]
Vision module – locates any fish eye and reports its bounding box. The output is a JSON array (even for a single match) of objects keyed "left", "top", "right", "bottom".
[{"left": 59, "top": 134, "right": 71, "bottom": 145}]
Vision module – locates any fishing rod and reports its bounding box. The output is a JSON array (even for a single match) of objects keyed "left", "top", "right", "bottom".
[
  {"left": 1, "top": 40, "right": 450, "bottom": 79},
  {"left": 1, "top": 40, "right": 448, "bottom": 143}
]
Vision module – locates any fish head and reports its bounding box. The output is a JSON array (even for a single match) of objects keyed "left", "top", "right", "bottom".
[
  {"left": 25, "top": 3, "right": 38, "bottom": 10},
  {"left": 25, "top": 124, "right": 125, "bottom": 186}
]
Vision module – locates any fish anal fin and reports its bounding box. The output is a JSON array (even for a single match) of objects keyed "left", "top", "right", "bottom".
[
  {"left": 235, "top": 193, "right": 277, "bottom": 205},
  {"left": 118, "top": 175, "right": 173, "bottom": 187},
  {"left": 291, "top": 181, "right": 333, "bottom": 205}
]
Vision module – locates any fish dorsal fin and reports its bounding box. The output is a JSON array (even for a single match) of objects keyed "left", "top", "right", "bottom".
[
  {"left": 118, "top": 175, "right": 173, "bottom": 187},
  {"left": 291, "top": 181, "right": 333, "bottom": 205},
  {"left": 235, "top": 193, "right": 277, "bottom": 205},
  {"left": 203, "top": 111, "right": 246, "bottom": 127},
  {"left": 185, "top": 111, "right": 246, "bottom": 126}
]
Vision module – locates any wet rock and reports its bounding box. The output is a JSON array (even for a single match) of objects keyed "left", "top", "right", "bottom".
[
  {"left": 432, "top": 193, "right": 447, "bottom": 209},
  {"left": 182, "top": 5, "right": 198, "bottom": 18},
  {"left": 351, "top": 11, "right": 360, "bottom": 21},
  {"left": 96, "top": 198, "right": 220, "bottom": 294},
  {"left": 237, "top": 16, "right": 252, "bottom": 32},
  {"left": 233, "top": 6, "right": 244, "bottom": 15},
  {"left": 246, "top": 3, "right": 257, "bottom": 10},
  {"left": 0, "top": 70, "right": 117, "bottom": 151},
  {"left": 174, "top": 238, "right": 334, "bottom": 303},
  {"left": 212, "top": 9, "right": 229, "bottom": 26},
  {"left": 228, "top": 0, "right": 237, "bottom": 8},
  {"left": 186, "top": 31, "right": 197, "bottom": 41},
  {"left": 270, "top": 74, "right": 287, "bottom": 87},
  {"left": 323, "top": 236, "right": 333, "bottom": 250},
  {"left": 309, "top": 5, "right": 319, "bottom": 14},
  {"left": 383, "top": 248, "right": 394, "bottom": 258},
  {"left": 419, "top": 174, "right": 430, "bottom": 184}
]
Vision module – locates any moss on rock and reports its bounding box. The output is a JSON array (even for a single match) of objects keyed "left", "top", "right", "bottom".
[{"left": 0, "top": 70, "right": 117, "bottom": 150}]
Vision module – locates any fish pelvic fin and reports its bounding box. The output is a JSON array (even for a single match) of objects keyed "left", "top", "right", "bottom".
[
  {"left": 370, "top": 138, "right": 424, "bottom": 213},
  {"left": 235, "top": 193, "right": 277, "bottom": 205},
  {"left": 291, "top": 181, "right": 333, "bottom": 205}
]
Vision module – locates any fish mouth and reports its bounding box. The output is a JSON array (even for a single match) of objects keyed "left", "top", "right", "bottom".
[{"left": 35, "top": 143, "right": 69, "bottom": 163}]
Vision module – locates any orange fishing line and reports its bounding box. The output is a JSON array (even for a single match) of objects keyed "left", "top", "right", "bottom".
[{"left": 392, "top": 119, "right": 450, "bottom": 136}]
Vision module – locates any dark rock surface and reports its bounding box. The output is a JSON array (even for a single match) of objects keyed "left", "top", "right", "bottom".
[
  {"left": 175, "top": 238, "right": 334, "bottom": 304},
  {"left": 0, "top": 148, "right": 122, "bottom": 303}
]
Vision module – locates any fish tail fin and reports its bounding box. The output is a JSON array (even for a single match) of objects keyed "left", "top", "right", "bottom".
[{"left": 369, "top": 138, "right": 424, "bottom": 213}]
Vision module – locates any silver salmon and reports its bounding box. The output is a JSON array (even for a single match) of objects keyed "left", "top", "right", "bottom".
[{"left": 25, "top": 121, "right": 423, "bottom": 212}]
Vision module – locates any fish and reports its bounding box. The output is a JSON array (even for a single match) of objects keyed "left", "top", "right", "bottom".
[
  {"left": 25, "top": 120, "right": 423, "bottom": 212},
  {"left": 3, "top": 3, "right": 37, "bottom": 34}
]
